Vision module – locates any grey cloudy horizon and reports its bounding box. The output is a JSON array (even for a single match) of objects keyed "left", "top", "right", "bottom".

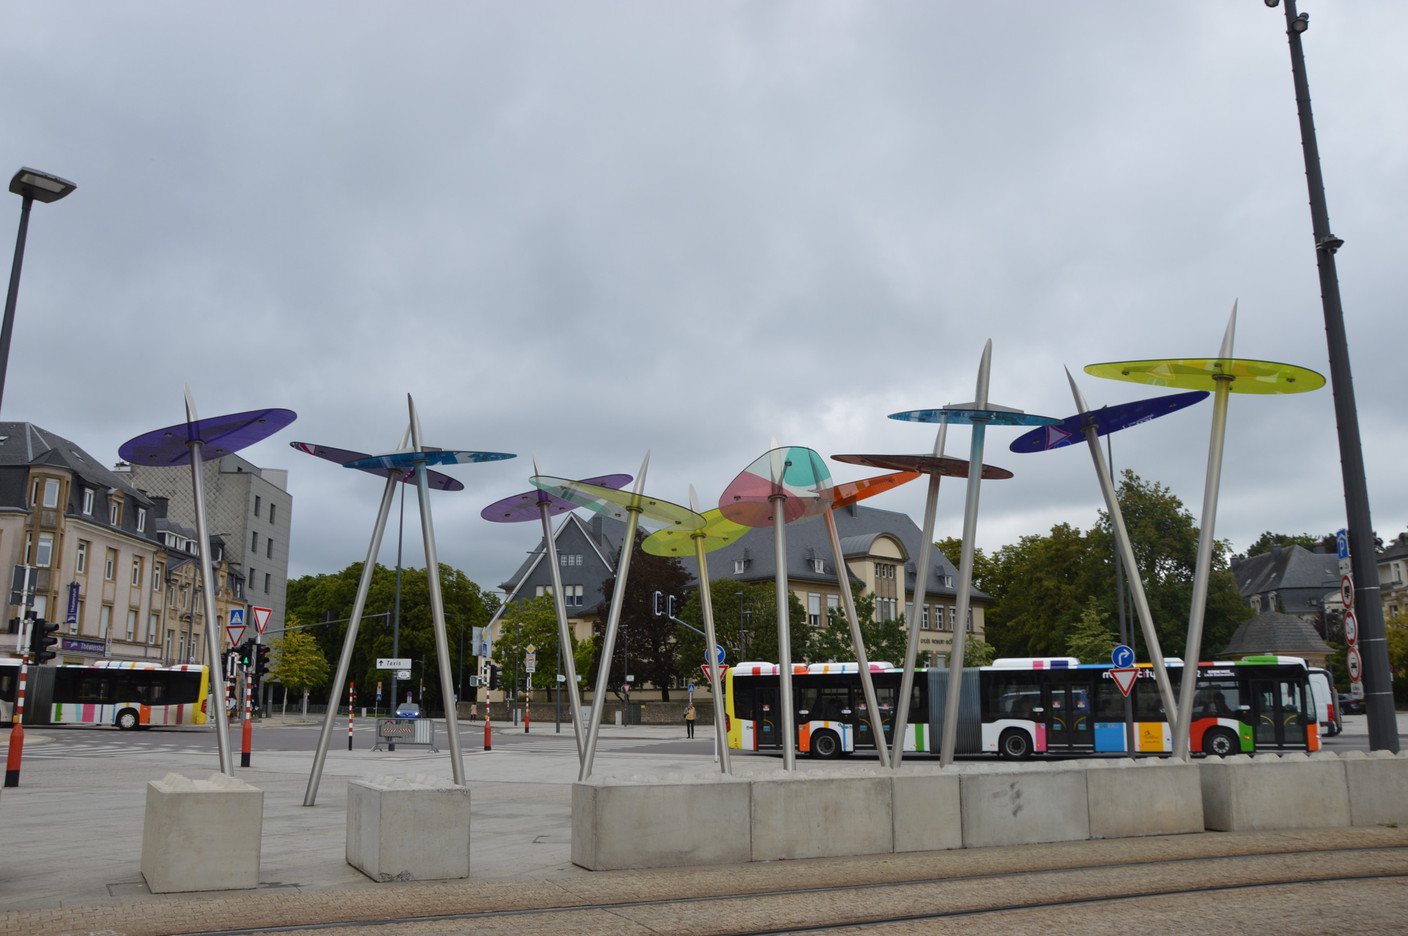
[{"left": 4, "top": 2, "right": 1405, "bottom": 596}]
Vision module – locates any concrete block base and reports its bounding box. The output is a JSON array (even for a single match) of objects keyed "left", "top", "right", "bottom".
[
  {"left": 1086, "top": 760, "right": 1204, "bottom": 838},
  {"left": 573, "top": 775, "right": 751, "bottom": 870},
  {"left": 752, "top": 775, "right": 892, "bottom": 861},
  {"left": 347, "top": 775, "right": 471, "bottom": 882},
  {"left": 1343, "top": 751, "right": 1408, "bottom": 828},
  {"left": 1200, "top": 753, "right": 1350, "bottom": 832},
  {"left": 961, "top": 768, "right": 1090, "bottom": 848},
  {"left": 892, "top": 773, "right": 962, "bottom": 852},
  {"left": 141, "top": 773, "right": 262, "bottom": 893}
]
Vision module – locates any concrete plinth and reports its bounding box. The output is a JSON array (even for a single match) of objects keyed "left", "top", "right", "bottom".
[
  {"left": 140, "top": 773, "right": 262, "bottom": 893},
  {"left": 891, "top": 772, "right": 962, "bottom": 852},
  {"left": 347, "top": 775, "right": 471, "bottom": 882},
  {"left": 752, "top": 775, "right": 892, "bottom": 861},
  {"left": 960, "top": 768, "right": 1089, "bottom": 848},
  {"left": 572, "top": 776, "right": 751, "bottom": 870},
  {"left": 1085, "top": 760, "right": 1203, "bottom": 839},
  {"left": 1200, "top": 753, "right": 1350, "bottom": 832},
  {"left": 1342, "top": 751, "right": 1408, "bottom": 828}
]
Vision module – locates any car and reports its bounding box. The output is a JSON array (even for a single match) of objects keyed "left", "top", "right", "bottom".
[
  {"left": 1339, "top": 693, "right": 1366, "bottom": 716},
  {"left": 395, "top": 701, "right": 421, "bottom": 718}
]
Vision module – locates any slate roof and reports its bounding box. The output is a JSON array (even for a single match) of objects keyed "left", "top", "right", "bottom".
[
  {"left": 1231, "top": 544, "right": 1338, "bottom": 614},
  {"left": 0, "top": 422, "right": 150, "bottom": 499},
  {"left": 1221, "top": 610, "right": 1334, "bottom": 658}
]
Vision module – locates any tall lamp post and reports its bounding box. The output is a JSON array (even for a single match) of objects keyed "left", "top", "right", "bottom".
[
  {"left": 3, "top": 168, "right": 77, "bottom": 414},
  {"left": 1269, "top": 0, "right": 1399, "bottom": 752}
]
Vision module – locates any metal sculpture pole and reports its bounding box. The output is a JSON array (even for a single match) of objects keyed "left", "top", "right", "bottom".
[
  {"left": 889, "top": 423, "right": 945, "bottom": 770},
  {"left": 534, "top": 458, "right": 587, "bottom": 759},
  {"left": 689, "top": 529, "right": 731, "bottom": 775},
  {"left": 939, "top": 344, "right": 996, "bottom": 767},
  {"left": 770, "top": 476, "right": 797, "bottom": 772},
  {"left": 408, "top": 397, "right": 466, "bottom": 784},
  {"left": 305, "top": 463, "right": 400, "bottom": 804},
  {"left": 821, "top": 507, "right": 890, "bottom": 768},
  {"left": 184, "top": 389, "right": 234, "bottom": 777},
  {"left": 580, "top": 454, "right": 650, "bottom": 781},
  {"left": 1066, "top": 372, "right": 1179, "bottom": 724},
  {"left": 1171, "top": 315, "right": 1236, "bottom": 762}
]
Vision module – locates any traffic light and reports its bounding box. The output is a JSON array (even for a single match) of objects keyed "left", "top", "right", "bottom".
[
  {"left": 488, "top": 664, "right": 501, "bottom": 690},
  {"left": 29, "top": 617, "right": 59, "bottom": 664},
  {"left": 253, "top": 643, "right": 271, "bottom": 680},
  {"left": 237, "top": 638, "right": 255, "bottom": 668},
  {"left": 667, "top": 594, "right": 678, "bottom": 618},
  {"left": 653, "top": 590, "right": 664, "bottom": 616}
]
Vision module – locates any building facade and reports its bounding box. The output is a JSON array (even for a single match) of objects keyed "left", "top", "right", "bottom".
[{"left": 123, "top": 453, "right": 292, "bottom": 643}]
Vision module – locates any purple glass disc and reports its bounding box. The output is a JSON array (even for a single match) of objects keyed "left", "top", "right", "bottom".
[
  {"left": 1009, "top": 390, "right": 1210, "bottom": 454},
  {"left": 290, "top": 441, "right": 464, "bottom": 491},
  {"left": 343, "top": 450, "right": 515, "bottom": 470},
  {"left": 119, "top": 409, "right": 297, "bottom": 466},
  {"left": 481, "top": 474, "right": 632, "bottom": 523}
]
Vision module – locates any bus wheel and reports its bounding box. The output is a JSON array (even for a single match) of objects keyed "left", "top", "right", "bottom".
[
  {"left": 1202, "top": 728, "right": 1238, "bottom": 757},
  {"left": 116, "top": 709, "right": 140, "bottom": 731},
  {"left": 999, "top": 728, "right": 1032, "bottom": 760},
  {"left": 810, "top": 730, "right": 842, "bottom": 759}
]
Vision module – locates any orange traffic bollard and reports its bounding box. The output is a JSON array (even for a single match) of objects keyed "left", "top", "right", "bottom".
[
  {"left": 484, "top": 718, "right": 492, "bottom": 751},
  {"left": 5, "top": 723, "right": 24, "bottom": 787}
]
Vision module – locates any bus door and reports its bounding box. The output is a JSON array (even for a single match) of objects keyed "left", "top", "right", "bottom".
[
  {"left": 1250, "top": 677, "right": 1308, "bottom": 750},
  {"left": 1044, "top": 676, "right": 1094, "bottom": 753},
  {"left": 755, "top": 682, "right": 780, "bottom": 749}
]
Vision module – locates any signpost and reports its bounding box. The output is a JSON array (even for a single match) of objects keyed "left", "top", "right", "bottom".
[
  {"left": 251, "top": 606, "right": 272, "bottom": 635},
  {"left": 1110, "top": 668, "right": 1138, "bottom": 697},
  {"left": 377, "top": 657, "right": 412, "bottom": 670},
  {"left": 226, "top": 609, "right": 246, "bottom": 647},
  {"left": 1337, "top": 528, "right": 1364, "bottom": 698}
]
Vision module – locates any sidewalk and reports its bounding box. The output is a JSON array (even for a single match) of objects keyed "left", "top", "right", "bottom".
[{"left": 2, "top": 715, "right": 1404, "bottom": 936}]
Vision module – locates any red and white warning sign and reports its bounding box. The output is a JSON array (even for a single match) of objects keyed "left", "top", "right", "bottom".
[
  {"left": 252, "top": 606, "right": 273, "bottom": 635},
  {"left": 1110, "top": 667, "right": 1138, "bottom": 697}
]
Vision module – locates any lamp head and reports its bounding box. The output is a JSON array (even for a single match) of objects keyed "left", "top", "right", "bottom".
[
  {"left": 9, "top": 167, "right": 77, "bottom": 204},
  {"left": 1292, "top": 12, "right": 1309, "bottom": 32}
]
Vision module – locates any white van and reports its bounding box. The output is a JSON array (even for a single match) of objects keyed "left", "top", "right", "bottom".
[{"left": 1308, "top": 667, "right": 1340, "bottom": 737}]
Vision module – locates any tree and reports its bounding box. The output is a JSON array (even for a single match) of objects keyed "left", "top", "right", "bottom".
[
  {"left": 591, "top": 531, "right": 695, "bottom": 701},
  {"left": 808, "top": 593, "right": 913, "bottom": 667},
  {"left": 493, "top": 594, "right": 588, "bottom": 696},
  {"left": 963, "top": 637, "right": 997, "bottom": 667},
  {"left": 980, "top": 523, "right": 1099, "bottom": 657},
  {"left": 1065, "top": 598, "right": 1117, "bottom": 664},
  {"left": 269, "top": 623, "right": 330, "bottom": 717},
  {"left": 1243, "top": 531, "right": 1333, "bottom": 557},
  {"left": 675, "top": 579, "right": 790, "bottom": 672},
  {"left": 1385, "top": 612, "right": 1408, "bottom": 706},
  {"left": 285, "top": 562, "right": 497, "bottom": 714}
]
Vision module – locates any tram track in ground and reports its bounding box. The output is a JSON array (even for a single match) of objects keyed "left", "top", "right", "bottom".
[{"left": 161, "top": 839, "right": 1408, "bottom": 936}]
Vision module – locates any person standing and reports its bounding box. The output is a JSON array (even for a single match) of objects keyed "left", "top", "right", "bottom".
[{"left": 684, "top": 701, "right": 696, "bottom": 739}]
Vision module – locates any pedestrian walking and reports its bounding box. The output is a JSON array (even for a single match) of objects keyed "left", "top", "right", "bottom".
[{"left": 684, "top": 701, "right": 696, "bottom": 739}]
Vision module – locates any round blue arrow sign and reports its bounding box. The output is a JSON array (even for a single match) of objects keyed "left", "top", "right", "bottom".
[{"left": 1112, "top": 644, "right": 1135, "bottom": 669}]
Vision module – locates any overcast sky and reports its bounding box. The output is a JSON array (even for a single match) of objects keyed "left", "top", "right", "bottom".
[{"left": 4, "top": 2, "right": 1405, "bottom": 595}]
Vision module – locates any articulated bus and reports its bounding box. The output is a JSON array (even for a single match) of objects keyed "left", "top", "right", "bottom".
[
  {"left": 724, "top": 655, "right": 1319, "bottom": 759},
  {"left": 0, "top": 660, "right": 210, "bottom": 729}
]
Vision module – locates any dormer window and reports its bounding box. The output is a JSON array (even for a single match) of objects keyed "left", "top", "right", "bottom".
[
  {"left": 810, "top": 558, "right": 825, "bottom": 574},
  {"left": 734, "top": 559, "right": 748, "bottom": 574},
  {"left": 82, "top": 488, "right": 94, "bottom": 515},
  {"left": 109, "top": 499, "right": 122, "bottom": 526}
]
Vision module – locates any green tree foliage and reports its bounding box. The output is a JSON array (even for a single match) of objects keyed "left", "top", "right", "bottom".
[
  {"left": 675, "top": 580, "right": 794, "bottom": 672},
  {"left": 1243, "top": 531, "right": 1333, "bottom": 557},
  {"left": 591, "top": 531, "right": 696, "bottom": 701},
  {"left": 1065, "top": 598, "right": 1118, "bottom": 663},
  {"left": 285, "top": 563, "right": 497, "bottom": 713},
  {"left": 972, "top": 471, "right": 1250, "bottom": 662},
  {"left": 492, "top": 594, "right": 585, "bottom": 693},
  {"left": 269, "top": 624, "right": 330, "bottom": 711},
  {"left": 935, "top": 537, "right": 1001, "bottom": 598},
  {"left": 1385, "top": 612, "right": 1408, "bottom": 706},
  {"left": 963, "top": 637, "right": 998, "bottom": 667},
  {"left": 808, "top": 593, "right": 912, "bottom": 667}
]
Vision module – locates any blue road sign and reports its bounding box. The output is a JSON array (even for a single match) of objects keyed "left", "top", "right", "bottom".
[
  {"left": 1112, "top": 644, "right": 1134, "bottom": 669},
  {"left": 229, "top": 608, "right": 245, "bottom": 628},
  {"left": 1336, "top": 528, "right": 1350, "bottom": 561},
  {"left": 714, "top": 644, "right": 726, "bottom": 665}
]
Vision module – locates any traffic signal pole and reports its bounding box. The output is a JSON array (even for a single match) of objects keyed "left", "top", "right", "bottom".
[{"left": 4, "top": 620, "right": 29, "bottom": 788}]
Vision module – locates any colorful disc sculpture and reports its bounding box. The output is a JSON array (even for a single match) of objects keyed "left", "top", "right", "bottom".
[
  {"left": 290, "top": 441, "right": 464, "bottom": 490},
  {"left": 1008, "top": 390, "right": 1210, "bottom": 453},
  {"left": 529, "top": 476, "right": 706, "bottom": 530},
  {"left": 832, "top": 453, "right": 1012, "bottom": 480},
  {"left": 120, "top": 408, "right": 297, "bottom": 465},
  {"left": 480, "top": 474, "right": 632, "bottom": 522},
  {"left": 718, "top": 446, "right": 833, "bottom": 528},
  {"left": 344, "top": 449, "right": 515, "bottom": 470}
]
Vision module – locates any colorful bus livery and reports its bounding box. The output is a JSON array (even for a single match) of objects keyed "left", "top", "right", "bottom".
[
  {"left": 0, "top": 660, "right": 210, "bottom": 729},
  {"left": 724, "top": 656, "right": 1319, "bottom": 760}
]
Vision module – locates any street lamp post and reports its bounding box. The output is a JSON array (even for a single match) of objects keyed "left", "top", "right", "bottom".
[
  {"left": 3, "top": 168, "right": 76, "bottom": 415},
  {"left": 1270, "top": 0, "right": 1399, "bottom": 752}
]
